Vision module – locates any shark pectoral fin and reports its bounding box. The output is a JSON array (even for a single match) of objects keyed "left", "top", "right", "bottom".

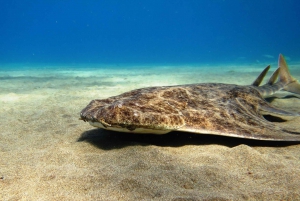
[{"left": 259, "top": 104, "right": 300, "bottom": 121}]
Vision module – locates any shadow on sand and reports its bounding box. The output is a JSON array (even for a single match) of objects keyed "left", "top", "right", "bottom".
[{"left": 77, "top": 128, "right": 299, "bottom": 150}]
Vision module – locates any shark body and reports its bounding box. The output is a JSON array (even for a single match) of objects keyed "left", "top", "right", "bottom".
[{"left": 80, "top": 54, "right": 300, "bottom": 141}]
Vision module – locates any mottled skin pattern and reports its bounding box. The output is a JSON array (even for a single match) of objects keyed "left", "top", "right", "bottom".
[{"left": 80, "top": 83, "right": 300, "bottom": 141}]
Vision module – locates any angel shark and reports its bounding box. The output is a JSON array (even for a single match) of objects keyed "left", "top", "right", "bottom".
[{"left": 80, "top": 54, "right": 300, "bottom": 141}]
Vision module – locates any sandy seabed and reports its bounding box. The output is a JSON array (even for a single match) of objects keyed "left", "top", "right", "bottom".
[{"left": 1, "top": 64, "right": 300, "bottom": 201}]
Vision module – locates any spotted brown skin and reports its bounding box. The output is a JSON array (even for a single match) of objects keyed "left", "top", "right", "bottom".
[
  {"left": 80, "top": 54, "right": 300, "bottom": 141},
  {"left": 80, "top": 83, "right": 300, "bottom": 141}
]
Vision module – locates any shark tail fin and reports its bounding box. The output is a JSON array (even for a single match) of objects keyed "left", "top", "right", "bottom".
[{"left": 278, "top": 54, "right": 300, "bottom": 95}]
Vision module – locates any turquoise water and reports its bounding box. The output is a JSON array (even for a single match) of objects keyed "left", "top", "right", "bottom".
[{"left": 1, "top": 0, "right": 300, "bottom": 66}]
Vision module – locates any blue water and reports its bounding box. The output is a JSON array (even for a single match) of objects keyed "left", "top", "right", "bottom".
[{"left": 1, "top": 0, "right": 300, "bottom": 65}]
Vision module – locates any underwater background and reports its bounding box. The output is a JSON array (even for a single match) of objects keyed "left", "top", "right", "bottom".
[
  {"left": 2, "top": 1, "right": 300, "bottom": 200},
  {"left": 1, "top": 0, "right": 300, "bottom": 66}
]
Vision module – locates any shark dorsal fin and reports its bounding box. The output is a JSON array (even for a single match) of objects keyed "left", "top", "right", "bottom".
[
  {"left": 267, "top": 67, "right": 280, "bottom": 85},
  {"left": 251, "top": 65, "right": 270, "bottom": 86}
]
